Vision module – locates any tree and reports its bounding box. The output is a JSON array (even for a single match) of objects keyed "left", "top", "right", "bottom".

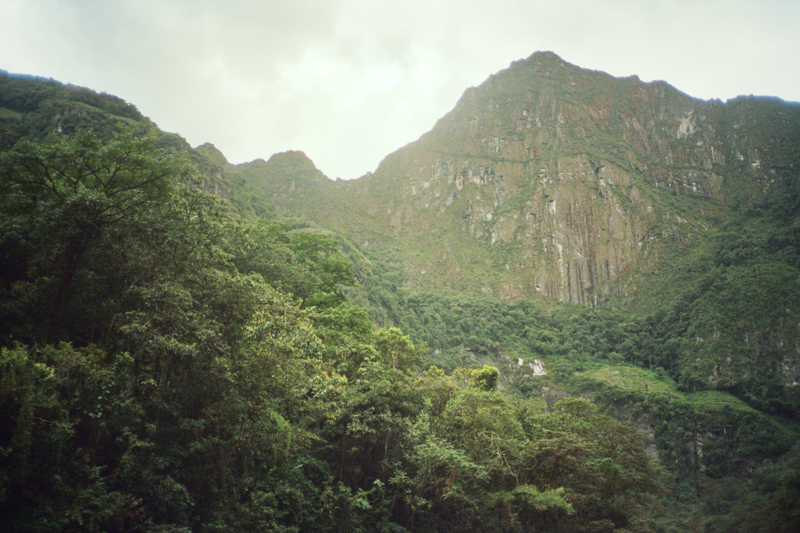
[
  {"left": 0, "top": 128, "right": 188, "bottom": 343},
  {"left": 457, "top": 364, "right": 499, "bottom": 391},
  {"left": 0, "top": 128, "right": 337, "bottom": 532}
]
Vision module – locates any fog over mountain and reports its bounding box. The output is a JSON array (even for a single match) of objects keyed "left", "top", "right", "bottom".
[{"left": 2, "top": 0, "right": 799, "bottom": 180}]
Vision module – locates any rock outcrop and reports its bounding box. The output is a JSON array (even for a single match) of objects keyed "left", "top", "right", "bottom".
[{"left": 237, "top": 51, "right": 800, "bottom": 304}]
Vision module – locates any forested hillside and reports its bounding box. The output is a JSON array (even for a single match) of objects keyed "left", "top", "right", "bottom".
[{"left": 1, "top": 63, "right": 799, "bottom": 533}]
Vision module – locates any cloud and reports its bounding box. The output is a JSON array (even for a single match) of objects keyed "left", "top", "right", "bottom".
[{"left": 1, "top": 0, "right": 799, "bottom": 180}]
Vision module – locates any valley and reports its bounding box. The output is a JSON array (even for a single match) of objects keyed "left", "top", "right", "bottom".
[{"left": 1, "top": 53, "right": 799, "bottom": 532}]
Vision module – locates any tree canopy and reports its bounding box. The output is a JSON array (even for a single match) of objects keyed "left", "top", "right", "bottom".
[{"left": 0, "top": 129, "right": 673, "bottom": 532}]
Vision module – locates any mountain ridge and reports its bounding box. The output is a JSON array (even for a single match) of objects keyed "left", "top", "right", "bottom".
[
  {"left": 238, "top": 51, "right": 800, "bottom": 306},
  {"left": 2, "top": 53, "right": 800, "bottom": 531}
]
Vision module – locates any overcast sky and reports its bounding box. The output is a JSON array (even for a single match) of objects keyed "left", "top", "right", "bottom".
[{"left": 2, "top": 0, "right": 799, "bottom": 180}]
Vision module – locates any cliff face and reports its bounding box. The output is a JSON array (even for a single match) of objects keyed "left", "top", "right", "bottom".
[
  {"left": 238, "top": 52, "right": 800, "bottom": 305},
  {"left": 337, "top": 53, "right": 793, "bottom": 303}
]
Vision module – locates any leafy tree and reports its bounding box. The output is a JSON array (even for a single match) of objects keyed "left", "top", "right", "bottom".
[
  {"left": 457, "top": 364, "right": 500, "bottom": 391},
  {"left": 289, "top": 231, "right": 354, "bottom": 308},
  {"left": 0, "top": 126, "right": 675, "bottom": 533},
  {"left": 0, "top": 129, "right": 187, "bottom": 343}
]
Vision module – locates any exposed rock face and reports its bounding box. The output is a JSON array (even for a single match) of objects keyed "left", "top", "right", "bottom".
[
  {"left": 238, "top": 51, "right": 800, "bottom": 305},
  {"left": 378, "top": 149, "right": 655, "bottom": 304},
  {"left": 194, "top": 143, "right": 232, "bottom": 200}
]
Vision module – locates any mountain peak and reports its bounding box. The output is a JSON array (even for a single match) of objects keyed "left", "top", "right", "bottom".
[
  {"left": 195, "top": 143, "right": 228, "bottom": 166},
  {"left": 520, "top": 50, "right": 569, "bottom": 67},
  {"left": 266, "top": 150, "right": 319, "bottom": 172},
  {"left": 505, "top": 50, "right": 582, "bottom": 78},
  {"left": 235, "top": 53, "right": 800, "bottom": 306},
  {"left": 230, "top": 149, "right": 330, "bottom": 202}
]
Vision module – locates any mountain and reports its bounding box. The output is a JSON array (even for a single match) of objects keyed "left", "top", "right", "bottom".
[
  {"left": 0, "top": 70, "right": 232, "bottom": 200},
  {"left": 3, "top": 54, "right": 800, "bottom": 532},
  {"left": 230, "top": 54, "right": 800, "bottom": 490},
  {"left": 236, "top": 51, "right": 800, "bottom": 306}
]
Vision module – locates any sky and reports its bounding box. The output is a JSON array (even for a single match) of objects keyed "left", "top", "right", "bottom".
[{"left": 2, "top": 0, "right": 799, "bottom": 180}]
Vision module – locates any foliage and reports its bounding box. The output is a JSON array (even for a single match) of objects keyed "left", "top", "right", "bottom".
[
  {"left": 0, "top": 71, "right": 151, "bottom": 149},
  {"left": 340, "top": 171, "right": 800, "bottom": 530},
  {"left": 0, "top": 129, "right": 186, "bottom": 343},
  {"left": 0, "top": 129, "right": 668, "bottom": 532},
  {"left": 4, "top": 67, "right": 799, "bottom": 530}
]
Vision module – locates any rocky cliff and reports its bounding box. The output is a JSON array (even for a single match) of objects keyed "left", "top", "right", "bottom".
[{"left": 237, "top": 51, "right": 800, "bottom": 305}]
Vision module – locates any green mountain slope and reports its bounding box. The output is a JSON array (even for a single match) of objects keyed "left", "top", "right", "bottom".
[
  {"left": 0, "top": 83, "right": 670, "bottom": 533},
  {"left": 0, "top": 70, "right": 232, "bottom": 200},
  {"left": 229, "top": 54, "right": 800, "bottom": 516},
  {"left": 232, "top": 50, "right": 800, "bottom": 393},
  {"left": 2, "top": 55, "right": 800, "bottom": 531},
  {"left": 236, "top": 52, "right": 800, "bottom": 308}
]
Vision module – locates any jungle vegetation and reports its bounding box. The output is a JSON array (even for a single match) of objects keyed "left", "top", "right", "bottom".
[{"left": 1, "top": 71, "right": 799, "bottom": 533}]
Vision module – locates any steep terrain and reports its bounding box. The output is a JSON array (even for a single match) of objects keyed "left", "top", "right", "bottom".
[
  {"left": 2, "top": 56, "right": 800, "bottom": 532},
  {"left": 235, "top": 52, "right": 800, "bottom": 306},
  {"left": 228, "top": 54, "right": 800, "bottom": 506},
  {"left": 0, "top": 70, "right": 232, "bottom": 199}
]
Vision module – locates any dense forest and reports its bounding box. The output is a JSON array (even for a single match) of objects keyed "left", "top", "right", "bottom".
[{"left": 1, "top": 72, "right": 799, "bottom": 532}]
